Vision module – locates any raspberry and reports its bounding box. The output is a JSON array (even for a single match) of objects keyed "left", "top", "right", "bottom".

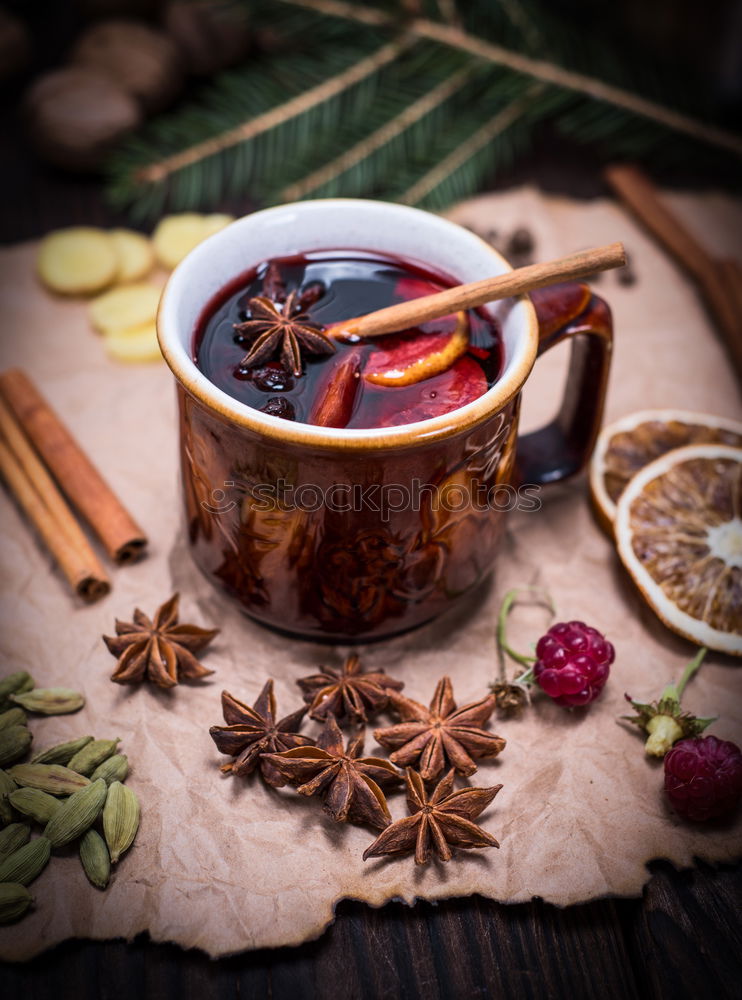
[
  {"left": 533, "top": 621, "right": 614, "bottom": 707},
  {"left": 664, "top": 735, "right": 742, "bottom": 821}
]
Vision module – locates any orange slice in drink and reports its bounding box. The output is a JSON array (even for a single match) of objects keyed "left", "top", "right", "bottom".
[{"left": 364, "top": 312, "right": 469, "bottom": 387}]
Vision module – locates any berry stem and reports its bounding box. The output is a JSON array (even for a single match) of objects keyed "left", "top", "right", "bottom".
[
  {"left": 672, "top": 647, "right": 707, "bottom": 702},
  {"left": 514, "top": 665, "right": 535, "bottom": 686},
  {"left": 496, "top": 587, "right": 554, "bottom": 671}
]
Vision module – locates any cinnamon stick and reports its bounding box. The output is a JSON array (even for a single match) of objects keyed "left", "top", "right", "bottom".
[
  {"left": 0, "top": 437, "right": 110, "bottom": 602},
  {"left": 0, "top": 395, "right": 110, "bottom": 597},
  {"left": 603, "top": 164, "right": 742, "bottom": 380},
  {"left": 328, "top": 243, "right": 626, "bottom": 340},
  {"left": 0, "top": 369, "right": 147, "bottom": 564}
]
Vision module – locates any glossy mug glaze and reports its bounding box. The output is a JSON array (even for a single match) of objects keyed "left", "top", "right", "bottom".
[{"left": 158, "top": 200, "right": 612, "bottom": 641}]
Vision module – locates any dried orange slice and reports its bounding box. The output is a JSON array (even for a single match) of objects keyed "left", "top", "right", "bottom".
[
  {"left": 590, "top": 409, "right": 742, "bottom": 532},
  {"left": 363, "top": 312, "right": 469, "bottom": 387},
  {"left": 615, "top": 443, "right": 742, "bottom": 655}
]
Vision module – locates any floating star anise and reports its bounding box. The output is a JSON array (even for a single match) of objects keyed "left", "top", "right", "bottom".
[
  {"left": 234, "top": 289, "right": 335, "bottom": 376},
  {"left": 297, "top": 654, "right": 404, "bottom": 726},
  {"left": 363, "top": 768, "right": 502, "bottom": 865},
  {"left": 262, "top": 715, "right": 403, "bottom": 829},
  {"left": 209, "top": 680, "right": 313, "bottom": 787},
  {"left": 374, "top": 676, "right": 505, "bottom": 782},
  {"left": 103, "top": 593, "right": 218, "bottom": 689}
]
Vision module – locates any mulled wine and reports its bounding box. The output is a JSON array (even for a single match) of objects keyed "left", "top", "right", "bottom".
[{"left": 194, "top": 251, "right": 503, "bottom": 429}]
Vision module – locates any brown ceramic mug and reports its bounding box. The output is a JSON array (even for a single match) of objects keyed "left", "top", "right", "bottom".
[{"left": 158, "top": 200, "right": 612, "bottom": 641}]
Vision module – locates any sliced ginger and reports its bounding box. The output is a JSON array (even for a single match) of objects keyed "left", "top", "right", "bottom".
[
  {"left": 89, "top": 281, "right": 161, "bottom": 336},
  {"left": 152, "top": 212, "right": 234, "bottom": 270},
  {"left": 201, "top": 213, "right": 235, "bottom": 237},
  {"left": 103, "top": 321, "right": 162, "bottom": 363},
  {"left": 37, "top": 227, "right": 118, "bottom": 295},
  {"left": 110, "top": 229, "right": 155, "bottom": 283}
]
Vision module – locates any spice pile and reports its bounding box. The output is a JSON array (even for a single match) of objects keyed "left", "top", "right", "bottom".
[
  {"left": 209, "top": 658, "right": 507, "bottom": 866},
  {"left": 0, "top": 672, "right": 140, "bottom": 925}
]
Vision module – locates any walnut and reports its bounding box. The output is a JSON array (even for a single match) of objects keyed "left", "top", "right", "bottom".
[
  {"left": 164, "top": 0, "right": 251, "bottom": 77},
  {"left": 24, "top": 67, "right": 142, "bottom": 171},
  {"left": 71, "top": 19, "right": 184, "bottom": 113}
]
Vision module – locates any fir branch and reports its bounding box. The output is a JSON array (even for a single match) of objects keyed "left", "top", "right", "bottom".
[
  {"left": 136, "top": 35, "right": 415, "bottom": 185},
  {"left": 279, "top": 64, "right": 472, "bottom": 201},
  {"left": 276, "top": 0, "right": 389, "bottom": 26},
  {"left": 280, "top": 0, "right": 742, "bottom": 157},
  {"left": 107, "top": 0, "right": 741, "bottom": 219},
  {"left": 400, "top": 83, "right": 543, "bottom": 205}
]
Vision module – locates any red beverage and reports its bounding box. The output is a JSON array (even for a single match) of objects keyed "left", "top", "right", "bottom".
[{"left": 194, "top": 251, "right": 503, "bottom": 429}]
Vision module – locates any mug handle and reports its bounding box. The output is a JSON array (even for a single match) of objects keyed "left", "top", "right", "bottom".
[{"left": 515, "top": 282, "right": 613, "bottom": 486}]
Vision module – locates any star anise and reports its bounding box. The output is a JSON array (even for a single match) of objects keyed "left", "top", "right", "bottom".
[
  {"left": 296, "top": 654, "right": 404, "bottom": 726},
  {"left": 209, "top": 680, "right": 313, "bottom": 787},
  {"left": 262, "top": 715, "right": 403, "bottom": 829},
  {"left": 363, "top": 768, "right": 502, "bottom": 865},
  {"left": 103, "top": 593, "right": 218, "bottom": 689},
  {"left": 374, "top": 676, "right": 505, "bottom": 782},
  {"left": 233, "top": 289, "right": 335, "bottom": 376}
]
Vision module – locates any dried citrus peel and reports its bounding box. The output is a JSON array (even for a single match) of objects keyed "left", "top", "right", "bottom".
[
  {"left": 590, "top": 409, "right": 742, "bottom": 533},
  {"left": 615, "top": 443, "right": 742, "bottom": 655}
]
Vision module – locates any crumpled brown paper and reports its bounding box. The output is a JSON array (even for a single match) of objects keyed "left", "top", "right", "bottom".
[{"left": 0, "top": 188, "right": 740, "bottom": 962}]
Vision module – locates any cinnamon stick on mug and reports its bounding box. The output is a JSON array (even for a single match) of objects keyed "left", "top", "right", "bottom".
[{"left": 0, "top": 369, "right": 147, "bottom": 564}]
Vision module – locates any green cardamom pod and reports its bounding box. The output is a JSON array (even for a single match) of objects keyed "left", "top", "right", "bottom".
[
  {"left": 32, "top": 735, "right": 93, "bottom": 766},
  {"left": 0, "top": 837, "right": 51, "bottom": 885},
  {"left": 68, "top": 738, "right": 121, "bottom": 777},
  {"left": 0, "top": 671, "right": 33, "bottom": 706},
  {"left": 0, "top": 823, "right": 31, "bottom": 863},
  {"left": 0, "top": 882, "right": 32, "bottom": 924},
  {"left": 9, "top": 787, "right": 62, "bottom": 825},
  {"left": 0, "top": 707, "right": 27, "bottom": 731},
  {"left": 103, "top": 781, "right": 140, "bottom": 864},
  {"left": 10, "top": 688, "right": 85, "bottom": 716},
  {"left": 44, "top": 779, "right": 107, "bottom": 847},
  {"left": 0, "top": 676, "right": 35, "bottom": 713},
  {"left": 91, "top": 753, "right": 129, "bottom": 785},
  {"left": 79, "top": 829, "right": 110, "bottom": 890},
  {"left": 9, "top": 763, "right": 90, "bottom": 796},
  {"left": 0, "top": 725, "right": 33, "bottom": 767},
  {"left": 0, "top": 769, "right": 18, "bottom": 825}
]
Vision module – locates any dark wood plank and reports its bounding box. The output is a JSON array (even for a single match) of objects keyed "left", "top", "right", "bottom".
[
  {"left": 626, "top": 861, "right": 742, "bottom": 1000},
  {"left": 1, "top": 859, "right": 740, "bottom": 998}
]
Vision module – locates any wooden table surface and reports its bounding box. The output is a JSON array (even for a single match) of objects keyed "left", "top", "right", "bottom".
[{"left": 0, "top": 105, "right": 740, "bottom": 998}]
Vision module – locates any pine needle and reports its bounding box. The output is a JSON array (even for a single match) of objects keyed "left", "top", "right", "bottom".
[
  {"left": 279, "top": 63, "right": 472, "bottom": 201},
  {"left": 400, "top": 83, "right": 544, "bottom": 204}
]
